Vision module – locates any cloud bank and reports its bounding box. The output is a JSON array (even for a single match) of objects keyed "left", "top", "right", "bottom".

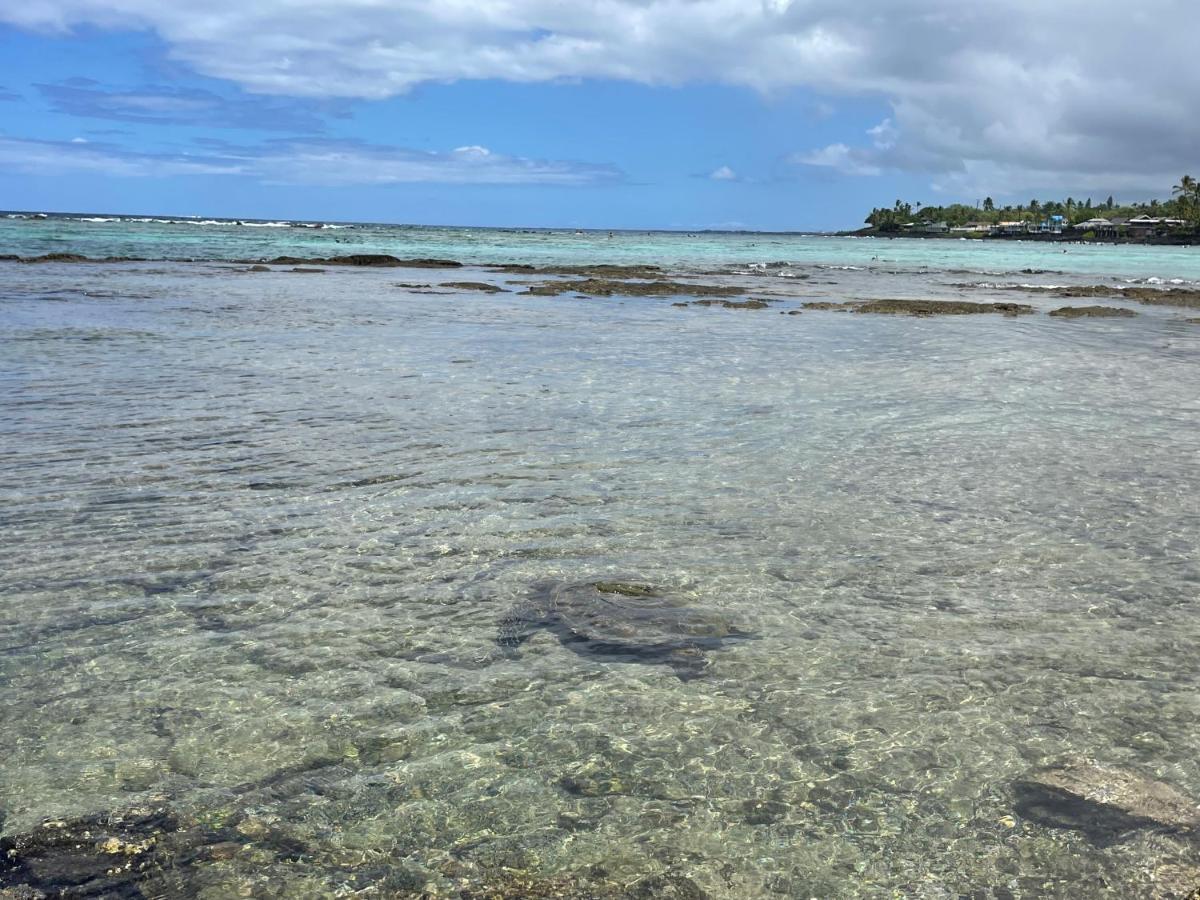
[
  {"left": 4, "top": 1, "right": 1198, "bottom": 193},
  {"left": 35, "top": 81, "right": 335, "bottom": 132},
  {"left": 0, "top": 136, "right": 622, "bottom": 185}
]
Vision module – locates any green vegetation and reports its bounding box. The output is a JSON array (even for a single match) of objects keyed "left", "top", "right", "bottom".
[{"left": 863, "top": 175, "right": 1200, "bottom": 233}]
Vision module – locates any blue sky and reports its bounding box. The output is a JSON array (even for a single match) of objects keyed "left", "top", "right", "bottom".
[{"left": 1, "top": 3, "right": 1195, "bottom": 230}]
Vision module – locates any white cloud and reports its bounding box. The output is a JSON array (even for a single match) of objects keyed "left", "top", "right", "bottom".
[
  {"left": 0, "top": 136, "right": 621, "bottom": 185},
  {"left": 792, "top": 143, "right": 880, "bottom": 177},
  {"left": 709, "top": 165, "right": 737, "bottom": 181},
  {"left": 4, "top": 2, "right": 1199, "bottom": 194}
]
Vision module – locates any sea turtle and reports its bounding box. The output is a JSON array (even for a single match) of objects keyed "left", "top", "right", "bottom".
[{"left": 497, "top": 579, "right": 752, "bottom": 680}]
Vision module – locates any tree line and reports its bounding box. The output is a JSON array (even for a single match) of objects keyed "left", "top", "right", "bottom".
[{"left": 864, "top": 175, "right": 1200, "bottom": 231}]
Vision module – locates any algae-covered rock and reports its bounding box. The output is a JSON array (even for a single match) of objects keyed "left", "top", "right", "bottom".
[
  {"left": 1048, "top": 305, "right": 1137, "bottom": 318},
  {"left": 856, "top": 298, "right": 1033, "bottom": 316},
  {"left": 489, "top": 263, "right": 664, "bottom": 279},
  {"left": 0, "top": 807, "right": 181, "bottom": 896},
  {"left": 1020, "top": 285, "right": 1200, "bottom": 310},
  {"left": 801, "top": 301, "right": 856, "bottom": 311},
  {"left": 523, "top": 279, "right": 742, "bottom": 299},
  {"left": 690, "top": 298, "right": 770, "bottom": 309},
  {"left": 263, "top": 254, "right": 461, "bottom": 268},
  {"left": 497, "top": 580, "right": 752, "bottom": 680},
  {"left": 1013, "top": 758, "right": 1200, "bottom": 844},
  {"left": 18, "top": 253, "right": 90, "bottom": 263},
  {"left": 441, "top": 281, "right": 509, "bottom": 293}
]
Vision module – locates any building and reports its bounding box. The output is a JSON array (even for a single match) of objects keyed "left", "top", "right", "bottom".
[
  {"left": 1034, "top": 215, "right": 1065, "bottom": 234},
  {"left": 991, "top": 221, "right": 1028, "bottom": 236},
  {"left": 1072, "top": 217, "right": 1117, "bottom": 237},
  {"left": 1126, "top": 215, "right": 1188, "bottom": 234}
]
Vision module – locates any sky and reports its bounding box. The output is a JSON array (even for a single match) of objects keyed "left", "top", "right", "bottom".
[{"left": 0, "top": 1, "right": 1196, "bottom": 230}]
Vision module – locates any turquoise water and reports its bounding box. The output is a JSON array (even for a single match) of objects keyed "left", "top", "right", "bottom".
[
  {"left": 1, "top": 217, "right": 1199, "bottom": 897},
  {"left": 4, "top": 211, "right": 1200, "bottom": 280}
]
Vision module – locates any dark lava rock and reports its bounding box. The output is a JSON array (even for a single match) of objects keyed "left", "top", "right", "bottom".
[
  {"left": 626, "top": 873, "right": 709, "bottom": 899},
  {"left": 691, "top": 298, "right": 770, "bottom": 309},
  {"left": 524, "top": 278, "right": 742, "bottom": 298},
  {"left": 443, "top": 868, "right": 704, "bottom": 899},
  {"left": 289, "top": 267, "right": 325, "bottom": 273},
  {"left": 18, "top": 253, "right": 90, "bottom": 263},
  {"left": 497, "top": 579, "right": 752, "bottom": 680},
  {"left": 0, "top": 807, "right": 204, "bottom": 897},
  {"left": 490, "top": 263, "right": 663, "bottom": 279},
  {"left": 856, "top": 298, "right": 1033, "bottom": 316},
  {"left": 1029, "top": 285, "right": 1200, "bottom": 310},
  {"left": 801, "top": 301, "right": 856, "bottom": 311},
  {"left": 441, "top": 281, "right": 508, "bottom": 293},
  {"left": 1013, "top": 758, "right": 1200, "bottom": 845},
  {"left": 264, "top": 254, "right": 461, "bottom": 268},
  {"left": 1048, "top": 305, "right": 1137, "bottom": 318},
  {"left": 742, "top": 799, "right": 789, "bottom": 825}
]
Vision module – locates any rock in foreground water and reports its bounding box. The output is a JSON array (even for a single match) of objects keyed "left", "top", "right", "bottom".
[
  {"left": 497, "top": 580, "right": 753, "bottom": 679},
  {"left": 1013, "top": 758, "right": 1200, "bottom": 844}
]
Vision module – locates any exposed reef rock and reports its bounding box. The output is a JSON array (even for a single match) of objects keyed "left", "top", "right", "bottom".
[
  {"left": 689, "top": 298, "right": 771, "bottom": 309},
  {"left": 20, "top": 253, "right": 90, "bottom": 263},
  {"left": 1049, "top": 286, "right": 1200, "bottom": 307},
  {"left": 993, "top": 284, "right": 1200, "bottom": 310},
  {"left": 441, "top": 281, "right": 509, "bottom": 293},
  {"left": 261, "top": 254, "right": 462, "bottom": 268},
  {"left": 523, "top": 278, "right": 742, "bottom": 298},
  {"left": 497, "top": 579, "right": 753, "bottom": 680},
  {"left": 489, "top": 263, "right": 664, "bottom": 279},
  {"left": 856, "top": 298, "right": 1033, "bottom": 316},
  {"left": 801, "top": 298, "right": 1032, "bottom": 315},
  {"left": 13, "top": 254, "right": 147, "bottom": 264},
  {"left": 1013, "top": 759, "right": 1200, "bottom": 845},
  {"left": 1048, "top": 305, "right": 1137, "bottom": 318},
  {"left": 802, "top": 301, "right": 857, "bottom": 311}
]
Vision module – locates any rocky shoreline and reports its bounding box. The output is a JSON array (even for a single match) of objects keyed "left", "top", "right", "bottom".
[{"left": 5, "top": 252, "right": 1200, "bottom": 323}]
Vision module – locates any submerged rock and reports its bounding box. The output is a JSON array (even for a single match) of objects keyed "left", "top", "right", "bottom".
[
  {"left": 1048, "top": 305, "right": 1137, "bottom": 318},
  {"left": 497, "top": 579, "right": 752, "bottom": 679},
  {"left": 0, "top": 807, "right": 195, "bottom": 896},
  {"left": 1013, "top": 758, "right": 1200, "bottom": 844}
]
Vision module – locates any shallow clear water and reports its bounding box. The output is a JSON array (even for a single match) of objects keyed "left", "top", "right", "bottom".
[
  {"left": 5, "top": 211, "right": 1200, "bottom": 281},
  {"left": 1, "top": 227, "right": 1200, "bottom": 897}
]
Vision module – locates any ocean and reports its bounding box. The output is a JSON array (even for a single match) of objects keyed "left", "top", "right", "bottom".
[{"left": 2, "top": 213, "right": 1199, "bottom": 897}]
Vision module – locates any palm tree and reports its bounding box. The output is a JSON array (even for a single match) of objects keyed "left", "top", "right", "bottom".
[{"left": 1173, "top": 175, "right": 1197, "bottom": 198}]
